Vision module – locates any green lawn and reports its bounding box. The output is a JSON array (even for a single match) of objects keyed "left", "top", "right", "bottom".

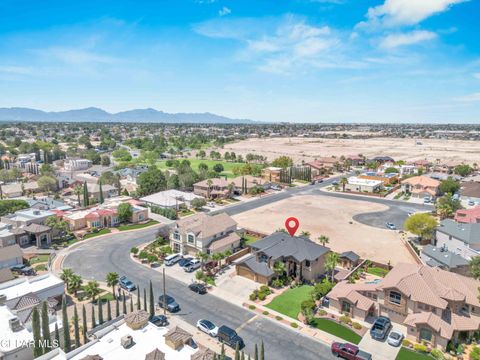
[
  {"left": 310, "top": 318, "right": 362, "bottom": 344},
  {"left": 97, "top": 292, "right": 116, "bottom": 303},
  {"left": 118, "top": 220, "right": 159, "bottom": 231},
  {"left": 243, "top": 234, "right": 261, "bottom": 245},
  {"left": 366, "top": 266, "right": 389, "bottom": 277},
  {"left": 83, "top": 228, "right": 111, "bottom": 239},
  {"left": 156, "top": 158, "right": 244, "bottom": 179},
  {"left": 29, "top": 254, "right": 50, "bottom": 264},
  {"left": 396, "top": 348, "right": 433, "bottom": 360},
  {"left": 266, "top": 285, "right": 313, "bottom": 319},
  {"left": 34, "top": 264, "right": 48, "bottom": 271}
]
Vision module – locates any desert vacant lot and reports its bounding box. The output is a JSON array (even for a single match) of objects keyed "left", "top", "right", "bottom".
[
  {"left": 232, "top": 195, "right": 416, "bottom": 265},
  {"left": 219, "top": 137, "right": 480, "bottom": 163}
]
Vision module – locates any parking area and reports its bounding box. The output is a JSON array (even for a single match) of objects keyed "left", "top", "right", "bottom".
[
  {"left": 162, "top": 261, "right": 197, "bottom": 285},
  {"left": 210, "top": 266, "right": 259, "bottom": 306},
  {"left": 358, "top": 323, "right": 406, "bottom": 360}
]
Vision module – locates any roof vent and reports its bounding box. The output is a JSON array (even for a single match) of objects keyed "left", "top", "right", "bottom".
[
  {"left": 0, "top": 294, "right": 6, "bottom": 306},
  {"left": 120, "top": 335, "right": 134, "bottom": 349},
  {"left": 9, "top": 317, "right": 23, "bottom": 332}
]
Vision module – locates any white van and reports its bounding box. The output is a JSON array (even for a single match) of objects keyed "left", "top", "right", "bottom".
[{"left": 165, "top": 253, "right": 182, "bottom": 266}]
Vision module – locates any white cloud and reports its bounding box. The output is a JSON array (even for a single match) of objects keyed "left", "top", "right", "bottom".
[
  {"left": 0, "top": 65, "right": 34, "bottom": 75},
  {"left": 455, "top": 93, "right": 480, "bottom": 102},
  {"left": 38, "top": 47, "right": 118, "bottom": 66},
  {"left": 359, "top": 0, "right": 467, "bottom": 28},
  {"left": 218, "top": 6, "right": 231, "bottom": 16},
  {"left": 379, "top": 30, "right": 437, "bottom": 49},
  {"left": 474, "top": 73, "right": 480, "bottom": 79}
]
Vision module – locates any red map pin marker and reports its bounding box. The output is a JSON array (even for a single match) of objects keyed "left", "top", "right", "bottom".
[{"left": 285, "top": 217, "right": 299, "bottom": 236}]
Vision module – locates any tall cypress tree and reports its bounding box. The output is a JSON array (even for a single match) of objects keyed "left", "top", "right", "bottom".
[
  {"left": 254, "top": 344, "right": 258, "bottom": 360},
  {"left": 83, "top": 181, "right": 89, "bottom": 207},
  {"left": 98, "top": 300, "right": 103, "bottom": 325},
  {"left": 130, "top": 295, "right": 134, "bottom": 312},
  {"left": 143, "top": 288, "right": 147, "bottom": 311},
  {"left": 137, "top": 288, "right": 141, "bottom": 310},
  {"left": 41, "top": 301, "right": 51, "bottom": 351},
  {"left": 220, "top": 344, "right": 226, "bottom": 360},
  {"left": 241, "top": 351, "right": 245, "bottom": 360},
  {"left": 149, "top": 280, "right": 154, "bottom": 317},
  {"left": 122, "top": 294, "right": 127, "bottom": 314},
  {"left": 82, "top": 305, "right": 88, "bottom": 344},
  {"left": 99, "top": 180, "right": 104, "bottom": 204},
  {"left": 260, "top": 341, "right": 264, "bottom": 360},
  {"left": 73, "top": 306, "right": 80, "bottom": 349},
  {"left": 91, "top": 304, "right": 96, "bottom": 329},
  {"left": 54, "top": 323, "right": 60, "bottom": 348},
  {"left": 32, "top": 307, "right": 43, "bottom": 357},
  {"left": 115, "top": 297, "right": 120, "bottom": 317},
  {"left": 61, "top": 296, "right": 71, "bottom": 352},
  {"left": 235, "top": 343, "right": 240, "bottom": 360},
  {"left": 107, "top": 300, "right": 112, "bottom": 321}
]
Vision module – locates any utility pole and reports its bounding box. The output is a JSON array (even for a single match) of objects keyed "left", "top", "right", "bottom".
[{"left": 163, "top": 268, "right": 166, "bottom": 316}]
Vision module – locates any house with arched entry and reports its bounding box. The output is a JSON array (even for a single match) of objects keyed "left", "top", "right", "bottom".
[{"left": 0, "top": 209, "right": 53, "bottom": 248}]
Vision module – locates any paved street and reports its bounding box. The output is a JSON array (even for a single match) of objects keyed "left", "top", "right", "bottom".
[{"left": 62, "top": 227, "right": 337, "bottom": 360}]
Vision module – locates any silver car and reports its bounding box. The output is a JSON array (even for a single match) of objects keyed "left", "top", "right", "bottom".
[
  {"left": 196, "top": 319, "right": 218, "bottom": 337},
  {"left": 387, "top": 330, "right": 403, "bottom": 347}
]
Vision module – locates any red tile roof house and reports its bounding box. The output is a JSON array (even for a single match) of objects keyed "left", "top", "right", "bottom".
[
  {"left": 401, "top": 175, "right": 441, "bottom": 198},
  {"left": 455, "top": 206, "right": 480, "bottom": 223},
  {"left": 306, "top": 157, "right": 340, "bottom": 177},
  {"left": 327, "top": 263, "right": 480, "bottom": 350}
]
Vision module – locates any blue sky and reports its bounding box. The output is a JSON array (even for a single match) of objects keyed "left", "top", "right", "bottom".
[{"left": 0, "top": 0, "right": 479, "bottom": 123}]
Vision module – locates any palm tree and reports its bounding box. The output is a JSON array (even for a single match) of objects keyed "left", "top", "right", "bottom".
[
  {"left": 197, "top": 252, "right": 210, "bottom": 271},
  {"left": 84, "top": 281, "right": 101, "bottom": 302},
  {"left": 67, "top": 274, "right": 83, "bottom": 296},
  {"left": 340, "top": 177, "right": 348, "bottom": 192},
  {"left": 60, "top": 268, "right": 74, "bottom": 283},
  {"left": 106, "top": 272, "right": 119, "bottom": 299},
  {"left": 73, "top": 185, "right": 83, "bottom": 207},
  {"left": 300, "top": 231, "right": 310, "bottom": 238},
  {"left": 325, "top": 252, "right": 339, "bottom": 283},
  {"left": 318, "top": 235, "right": 329, "bottom": 247}
]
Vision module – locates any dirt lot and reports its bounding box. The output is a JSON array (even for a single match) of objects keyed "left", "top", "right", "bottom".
[
  {"left": 218, "top": 137, "right": 480, "bottom": 163},
  {"left": 232, "top": 195, "right": 416, "bottom": 265}
]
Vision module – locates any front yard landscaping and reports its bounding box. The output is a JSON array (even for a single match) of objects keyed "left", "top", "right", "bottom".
[
  {"left": 309, "top": 318, "right": 362, "bottom": 344},
  {"left": 118, "top": 220, "right": 159, "bottom": 231},
  {"left": 366, "top": 266, "right": 389, "bottom": 277},
  {"left": 28, "top": 254, "right": 50, "bottom": 264},
  {"left": 83, "top": 228, "right": 111, "bottom": 239},
  {"left": 266, "top": 285, "right": 313, "bottom": 319},
  {"left": 243, "top": 234, "right": 261, "bottom": 245},
  {"left": 396, "top": 348, "right": 433, "bottom": 360}
]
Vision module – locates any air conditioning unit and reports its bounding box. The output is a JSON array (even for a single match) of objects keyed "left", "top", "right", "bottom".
[
  {"left": 9, "top": 317, "right": 23, "bottom": 332},
  {"left": 120, "top": 335, "right": 134, "bottom": 349}
]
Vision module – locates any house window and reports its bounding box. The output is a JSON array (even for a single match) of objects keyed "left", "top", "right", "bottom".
[
  {"left": 419, "top": 328, "right": 432, "bottom": 342},
  {"left": 187, "top": 234, "right": 194, "bottom": 244},
  {"left": 305, "top": 260, "right": 310, "bottom": 267},
  {"left": 341, "top": 301, "right": 351, "bottom": 313},
  {"left": 173, "top": 232, "right": 180, "bottom": 240},
  {"left": 389, "top": 291, "right": 402, "bottom": 305},
  {"left": 138, "top": 214, "right": 144, "bottom": 221}
]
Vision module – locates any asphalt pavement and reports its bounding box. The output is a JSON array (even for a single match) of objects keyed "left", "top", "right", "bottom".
[{"left": 62, "top": 227, "right": 337, "bottom": 360}]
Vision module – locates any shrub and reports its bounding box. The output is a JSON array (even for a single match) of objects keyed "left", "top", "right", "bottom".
[
  {"left": 271, "top": 278, "right": 284, "bottom": 288},
  {"left": 318, "top": 309, "right": 327, "bottom": 316},
  {"left": 275, "top": 316, "right": 283, "bottom": 321},
  {"left": 262, "top": 311, "right": 269, "bottom": 315},
  {"left": 413, "top": 344, "right": 429, "bottom": 353},
  {"left": 259, "top": 285, "right": 271, "bottom": 295},
  {"left": 430, "top": 349, "right": 446, "bottom": 360},
  {"left": 130, "top": 247, "right": 139, "bottom": 255},
  {"left": 402, "top": 339, "right": 412, "bottom": 347},
  {"left": 249, "top": 293, "right": 258, "bottom": 301},
  {"left": 470, "top": 346, "right": 480, "bottom": 360},
  {"left": 290, "top": 322, "right": 298, "bottom": 328},
  {"left": 300, "top": 299, "right": 316, "bottom": 313},
  {"left": 248, "top": 305, "right": 256, "bottom": 310},
  {"left": 339, "top": 315, "right": 352, "bottom": 324},
  {"left": 138, "top": 251, "right": 148, "bottom": 259},
  {"left": 352, "top": 322, "right": 362, "bottom": 330},
  {"left": 258, "top": 292, "right": 267, "bottom": 301}
]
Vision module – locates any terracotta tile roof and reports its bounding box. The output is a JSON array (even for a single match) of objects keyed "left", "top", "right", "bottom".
[
  {"left": 455, "top": 206, "right": 480, "bottom": 223},
  {"left": 164, "top": 326, "right": 192, "bottom": 343},
  {"left": 175, "top": 213, "right": 237, "bottom": 239},
  {"left": 194, "top": 178, "right": 230, "bottom": 188},
  {"left": 401, "top": 175, "right": 440, "bottom": 188},
  {"left": 208, "top": 232, "right": 241, "bottom": 252},
  {"left": 328, "top": 281, "right": 377, "bottom": 311}
]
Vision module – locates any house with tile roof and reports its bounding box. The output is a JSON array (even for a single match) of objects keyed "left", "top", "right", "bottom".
[
  {"left": 236, "top": 232, "right": 330, "bottom": 284},
  {"left": 170, "top": 213, "right": 241, "bottom": 255},
  {"left": 401, "top": 175, "right": 441, "bottom": 198},
  {"left": 455, "top": 206, "right": 480, "bottom": 223},
  {"left": 193, "top": 178, "right": 231, "bottom": 199},
  {"left": 327, "top": 263, "right": 480, "bottom": 349}
]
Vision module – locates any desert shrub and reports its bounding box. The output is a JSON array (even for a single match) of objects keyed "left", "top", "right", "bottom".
[
  {"left": 402, "top": 339, "right": 412, "bottom": 347},
  {"left": 275, "top": 316, "right": 283, "bottom": 321},
  {"left": 259, "top": 285, "right": 271, "bottom": 295},
  {"left": 248, "top": 305, "right": 256, "bottom": 310},
  {"left": 430, "top": 349, "right": 446, "bottom": 360},
  {"left": 262, "top": 311, "right": 269, "bottom": 315},
  {"left": 352, "top": 322, "right": 362, "bottom": 330},
  {"left": 130, "top": 247, "right": 139, "bottom": 255},
  {"left": 249, "top": 293, "right": 258, "bottom": 301},
  {"left": 290, "top": 322, "right": 298, "bottom": 328},
  {"left": 339, "top": 315, "right": 352, "bottom": 324},
  {"left": 258, "top": 292, "right": 267, "bottom": 301},
  {"left": 470, "top": 346, "right": 480, "bottom": 360},
  {"left": 413, "top": 344, "right": 429, "bottom": 353},
  {"left": 318, "top": 309, "right": 327, "bottom": 316}
]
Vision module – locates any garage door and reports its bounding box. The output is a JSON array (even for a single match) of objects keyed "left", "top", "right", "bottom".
[{"left": 237, "top": 265, "right": 256, "bottom": 281}]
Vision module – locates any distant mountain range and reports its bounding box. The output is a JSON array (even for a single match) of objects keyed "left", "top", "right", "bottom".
[{"left": 0, "top": 107, "right": 257, "bottom": 124}]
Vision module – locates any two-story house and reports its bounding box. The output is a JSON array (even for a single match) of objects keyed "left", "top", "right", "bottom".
[
  {"left": 236, "top": 232, "right": 330, "bottom": 284},
  {"left": 435, "top": 219, "right": 480, "bottom": 261},
  {"left": 1, "top": 209, "right": 54, "bottom": 247},
  {"left": 328, "top": 263, "right": 480, "bottom": 349},
  {"left": 193, "top": 178, "right": 231, "bottom": 199},
  {"left": 401, "top": 175, "right": 440, "bottom": 199},
  {"left": 170, "top": 213, "right": 241, "bottom": 255}
]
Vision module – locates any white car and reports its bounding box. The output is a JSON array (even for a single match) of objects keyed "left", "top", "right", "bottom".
[
  {"left": 387, "top": 330, "right": 404, "bottom": 347},
  {"left": 196, "top": 319, "right": 218, "bottom": 337}
]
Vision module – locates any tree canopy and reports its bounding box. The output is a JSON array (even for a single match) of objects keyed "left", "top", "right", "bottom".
[{"left": 404, "top": 213, "right": 438, "bottom": 240}]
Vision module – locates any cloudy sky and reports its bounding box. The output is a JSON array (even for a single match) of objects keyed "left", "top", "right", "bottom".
[{"left": 0, "top": 0, "right": 479, "bottom": 123}]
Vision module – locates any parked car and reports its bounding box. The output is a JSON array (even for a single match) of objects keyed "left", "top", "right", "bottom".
[
  {"left": 331, "top": 342, "right": 372, "bottom": 360},
  {"left": 196, "top": 319, "right": 218, "bottom": 337},
  {"left": 468, "top": 199, "right": 475, "bottom": 206},
  {"left": 10, "top": 264, "right": 35, "bottom": 276},
  {"left": 207, "top": 202, "right": 216, "bottom": 208},
  {"left": 332, "top": 180, "right": 339, "bottom": 186},
  {"left": 189, "top": 282, "right": 207, "bottom": 294},
  {"left": 178, "top": 256, "right": 194, "bottom": 267},
  {"left": 370, "top": 316, "right": 392, "bottom": 340},
  {"left": 423, "top": 196, "right": 431, "bottom": 204},
  {"left": 387, "top": 330, "right": 404, "bottom": 347},
  {"left": 184, "top": 259, "right": 201, "bottom": 273},
  {"left": 217, "top": 325, "right": 244, "bottom": 349},
  {"left": 165, "top": 253, "right": 182, "bottom": 266},
  {"left": 271, "top": 185, "right": 281, "bottom": 191},
  {"left": 385, "top": 222, "right": 396, "bottom": 230},
  {"left": 119, "top": 276, "right": 136, "bottom": 292},
  {"left": 158, "top": 294, "right": 180, "bottom": 313},
  {"left": 149, "top": 315, "right": 168, "bottom": 327}
]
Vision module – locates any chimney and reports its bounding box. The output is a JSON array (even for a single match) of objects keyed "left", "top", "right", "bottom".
[
  {"left": 0, "top": 294, "right": 6, "bottom": 306},
  {"left": 33, "top": 210, "right": 40, "bottom": 215},
  {"left": 9, "top": 317, "right": 23, "bottom": 332},
  {"left": 120, "top": 335, "right": 134, "bottom": 349}
]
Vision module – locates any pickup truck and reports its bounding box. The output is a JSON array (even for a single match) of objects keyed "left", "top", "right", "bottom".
[
  {"left": 119, "top": 276, "right": 137, "bottom": 292},
  {"left": 331, "top": 342, "right": 372, "bottom": 360}
]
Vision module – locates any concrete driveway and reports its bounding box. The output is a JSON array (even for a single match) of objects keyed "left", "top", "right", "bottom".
[
  {"left": 211, "top": 266, "right": 259, "bottom": 306},
  {"left": 358, "top": 323, "right": 406, "bottom": 360}
]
